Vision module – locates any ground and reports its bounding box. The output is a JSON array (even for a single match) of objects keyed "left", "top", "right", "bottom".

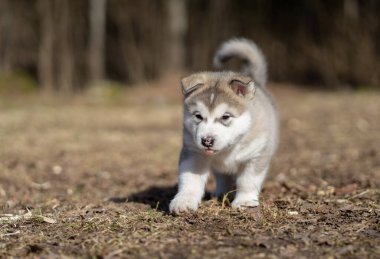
[{"left": 0, "top": 76, "right": 379, "bottom": 258}]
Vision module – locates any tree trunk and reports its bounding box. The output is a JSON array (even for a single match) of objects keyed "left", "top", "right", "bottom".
[
  {"left": 37, "top": 0, "right": 55, "bottom": 93},
  {"left": 57, "top": 0, "right": 74, "bottom": 94},
  {"left": 89, "top": 0, "right": 106, "bottom": 83},
  {"left": 168, "top": 0, "right": 187, "bottom": 71},
  {"left": 0, "top": 0, "right": 12, "bottom": 74}
]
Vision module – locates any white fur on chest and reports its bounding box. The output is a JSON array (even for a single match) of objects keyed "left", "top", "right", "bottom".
[{"left": 211, "top": 133, "right": 267, "bottom": 174}]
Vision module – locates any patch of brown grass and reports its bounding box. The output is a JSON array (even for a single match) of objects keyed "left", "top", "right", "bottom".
[{"left": 0, "top": 82, "right": 379, "bottom": 258}]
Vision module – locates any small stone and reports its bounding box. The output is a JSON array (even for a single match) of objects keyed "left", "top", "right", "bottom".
[{"left": 53, "top": 165, "right": 63, "bottom": 175}]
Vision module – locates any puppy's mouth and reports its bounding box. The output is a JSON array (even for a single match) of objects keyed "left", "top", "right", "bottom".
[{"left": 204, "top": 148, "right": 218, "bottom": 155}]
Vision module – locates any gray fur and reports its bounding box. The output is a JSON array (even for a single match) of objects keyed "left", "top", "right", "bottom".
[{"left": 169, "top": 38, "right": 278, "bottom": 214}]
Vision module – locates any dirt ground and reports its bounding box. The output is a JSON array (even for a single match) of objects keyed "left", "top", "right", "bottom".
[{"left": 0, "top": 76, "right": 379, "bottom": 258}]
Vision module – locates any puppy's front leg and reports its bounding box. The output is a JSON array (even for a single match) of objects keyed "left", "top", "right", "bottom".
[
  {"left": 169, "top": 152, "right": 209, "bottom": 214},
  {"left": 231, "top": 163, "right": 268, "bottom": 209}
]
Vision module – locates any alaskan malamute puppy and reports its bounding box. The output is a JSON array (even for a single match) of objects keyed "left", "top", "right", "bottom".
[{"left": 169, "top": 38, "right": 279, "bottom": 213}]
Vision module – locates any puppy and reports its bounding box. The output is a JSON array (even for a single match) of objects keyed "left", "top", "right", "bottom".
[{"left": 169, "top": 38, "right": 279, "bottom": 213}]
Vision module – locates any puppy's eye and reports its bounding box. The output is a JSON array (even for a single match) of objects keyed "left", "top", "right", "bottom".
[
  {"left": 221, "top": 113, "right": 232, "bottom": 121},
  {"left": 193, "top": 112, "right": 203, "bottom": 121}
]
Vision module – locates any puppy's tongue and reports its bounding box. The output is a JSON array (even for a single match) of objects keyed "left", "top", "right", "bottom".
[{"left": 205, "top": 149, "right": 215, "bottom": 155}]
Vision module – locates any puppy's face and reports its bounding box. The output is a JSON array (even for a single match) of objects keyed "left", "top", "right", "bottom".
[{"left": 181, "top": 72, "right": 255, "bottom": 155}]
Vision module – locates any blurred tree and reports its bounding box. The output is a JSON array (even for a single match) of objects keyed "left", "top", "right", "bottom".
[
  {"left": 106, "top": 0, "right": 169, "bottom": 84},
  {"left": 56, "top": 0, "right": 75, "bottom": 94},
  {"left": 37, "top": 0, "right": 55, "bottom": 92},
  {"left": 186, "top": 0, "right": 380, "bottom": 88},
  {"left": 37, "top": 0, "right": 87, "bottom": 94},
  {"left": 1, "top": 0, "right": 169, "bottom": 93},
  {"left": 168, "top": 0, "right": 187, "bottom": 70},
  {"left": 0, "top": 0, "right": 379, "bottom": 92},
  {"left": 0, "top": 0, "right": 12, "bottom": 73},
  {"left": 89, "top": 0, "right": 107, "bottom": 83},
  {"left": 0, "top": 1, "right": 38, "bottom": 77}
]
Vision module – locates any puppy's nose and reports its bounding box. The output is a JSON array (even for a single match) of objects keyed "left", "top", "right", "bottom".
[{"left": 201, "top": 136, "right": 215, "bottom": 148}]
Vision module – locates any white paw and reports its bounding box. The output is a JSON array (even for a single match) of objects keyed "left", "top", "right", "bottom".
[
  {"left": 231, "top": 198, "right": 259, "bottom": 209},
  {"left": 169, "top": 193, "right": 200, "bottom": 214}
]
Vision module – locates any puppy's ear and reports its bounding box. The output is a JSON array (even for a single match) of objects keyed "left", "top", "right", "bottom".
[
  {"left": 229, "top": 75, "right": 255, "bottom": 99},
  {"left": 180, "top": 74, "right": 205, "bottom": 97}
]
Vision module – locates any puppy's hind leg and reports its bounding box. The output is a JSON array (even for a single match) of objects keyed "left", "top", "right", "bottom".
[{"left": 213, "top": 173, "right": 235, "bottom": 198}]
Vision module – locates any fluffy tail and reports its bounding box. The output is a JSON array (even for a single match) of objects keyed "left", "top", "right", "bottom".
[{"left": 213, "top": 38, "right": 267, "bottom": 87}]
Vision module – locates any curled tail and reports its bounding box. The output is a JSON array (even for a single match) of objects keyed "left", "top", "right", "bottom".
[{"left": 213, "top": 38, "right": 267, "bottom": 87}]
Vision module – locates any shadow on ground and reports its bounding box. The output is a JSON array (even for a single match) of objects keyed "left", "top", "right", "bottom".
[
  {"left": 109, "top": 186, "right": 178, "bottom": 212},
  {"left": 109, "top": 186, "right": 214, "bottom": 212}
]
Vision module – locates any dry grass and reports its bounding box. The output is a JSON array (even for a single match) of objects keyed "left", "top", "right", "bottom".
[{"left": 0, "top": 77, "right": 379, "bottom": 258}]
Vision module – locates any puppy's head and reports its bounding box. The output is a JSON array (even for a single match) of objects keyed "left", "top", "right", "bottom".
[{"left": 181, "top": 72, "right": 255, "bottom": 155}]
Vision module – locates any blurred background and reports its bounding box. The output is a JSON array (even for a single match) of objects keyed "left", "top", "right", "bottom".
[
  {"left": 1, "top": 2, "right": 380, "bottom": 256},
  {"left": 0, "top": 0, "right": 379, "bottom": 95}
]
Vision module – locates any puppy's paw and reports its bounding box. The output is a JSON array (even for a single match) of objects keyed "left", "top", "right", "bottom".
[
  {"left": 169, "top": 193, "right": 199, "bottom": 214},
  {"left": 231, "top": 198, "right": 259, "bottom": 209}
]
